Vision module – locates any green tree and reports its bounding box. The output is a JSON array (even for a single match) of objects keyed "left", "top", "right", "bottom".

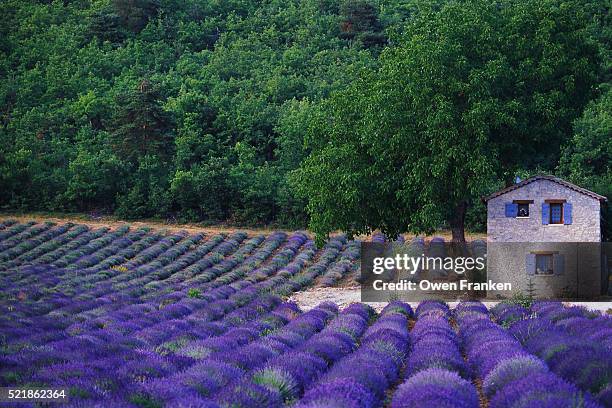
[
  {"left": 63, "top": 128, "right": 126, "bottom": 211},
  {"left": 7, "top": 0, "right": 606, "bottom": 232},
  {"left": 112, "top": 0, "right": 160, "bottom": 33},
  {"left": 294, "top": 0, "right": 600, "bottom": 243},
  {"left": 170, "top": 163, "right": 233, "bottom": 222},
  {"left": 339, "top": 0, "right": 386, "bottom": 49},
  {"left": 89, "top": 7, "right": 125, "bottom": 45},
  {"left": 111, "top": 79, "right": 174, "bottom": 162},
  {"left": 116, "top": 155, "right": 171, "bottom": 219},
  {"left": 559, "top": 88, "right": 612, "bottom": 238},
  {"left": 229, "top": 142, "right": 280, "bottom": 224}
]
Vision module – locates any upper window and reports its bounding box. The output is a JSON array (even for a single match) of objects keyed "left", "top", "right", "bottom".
[
  {"left": 505, "top": 200, "right": 532, "bottom": 218},
  {"left": 542, "top": 201, "right": 572, "bottom": 225},
  {"left": 550, "top": 203, "right": 563, "bottom": 224}
]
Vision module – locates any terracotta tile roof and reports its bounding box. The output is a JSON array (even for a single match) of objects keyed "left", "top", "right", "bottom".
[{"left": 482, "top": 175, "right": 608, "bottom": 203}]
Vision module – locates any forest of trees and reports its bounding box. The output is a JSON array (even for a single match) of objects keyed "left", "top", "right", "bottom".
[{"left": 0, "top": 0, "right": 609, "bottom": 240}]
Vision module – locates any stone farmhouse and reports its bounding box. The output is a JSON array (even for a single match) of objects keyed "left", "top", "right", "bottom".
[{"left": 482, "top": 175, "right": 608, "bottom": 298}]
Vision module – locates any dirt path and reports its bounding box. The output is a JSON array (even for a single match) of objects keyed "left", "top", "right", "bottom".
[
  {"left": 355, "top": 231, "right": 487, "bottom": 242},
  {"left": 288, "top": 287, "right": 612, "bottom": 313},
  {"left": 0, "top": 213, "right": 295, "bottom": 237},
  {"left": 288, "top": 287, "right": 386, "bottom": 311}
]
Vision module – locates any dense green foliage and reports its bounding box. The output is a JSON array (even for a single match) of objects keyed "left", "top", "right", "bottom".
[
  {"left": 0, "top": 0, "right": 609, "bottom": 238},
  {"left": 0, "top": 0, "right": 395, "bottom": 226},
  {"left": 293, "top": 0, "right": 610, "bottom": 241},
  {"left": 559, "top": 87, "right": 612, "bottom": 238}
]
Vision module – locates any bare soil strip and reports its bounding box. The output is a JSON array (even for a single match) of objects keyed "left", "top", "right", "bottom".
[{"left": 0, "top": 213, "right": 295, "bottom": 237}]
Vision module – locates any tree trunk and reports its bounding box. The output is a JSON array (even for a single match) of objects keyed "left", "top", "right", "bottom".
[{"left": 450, "top": 201, "right": 467, "bottom": 243}]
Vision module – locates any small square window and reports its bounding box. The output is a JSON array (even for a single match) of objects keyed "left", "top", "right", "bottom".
[
  {"left": 517, "top": 203, "right": 529, "bottom": 217},
  {"left": 535, "top": 254, "right": 553, "bottom": 275},
  {"left": 550, "top": 203, "right": 563, "bottom": 224}
]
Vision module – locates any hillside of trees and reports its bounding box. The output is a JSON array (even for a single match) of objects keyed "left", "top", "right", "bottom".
[{"left": 0, "top": 0, "right": 609, "bottom": 238}]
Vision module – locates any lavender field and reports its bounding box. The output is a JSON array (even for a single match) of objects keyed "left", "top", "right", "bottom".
[{"left": 0, "top": 220, "right": 611, "bottom": 408}]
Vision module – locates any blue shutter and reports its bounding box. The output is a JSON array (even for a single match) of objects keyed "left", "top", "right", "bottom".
[
  {"left": 505, "top": 203, "right": 518, "bottom": 217},
  {"left": 526, "top": 253, "right": 536, "bottom": 275},
  {"left": 542, "top": 203, "right": 550, "bottom": 225},
  {"left": 553, "top": 254, "right": 565, "bottom": 276},
  {"left": 563, "top": 203, "right": 573, "bottom": 225}
]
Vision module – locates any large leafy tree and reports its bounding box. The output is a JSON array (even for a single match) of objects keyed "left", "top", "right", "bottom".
[
  {"left": 559, "top": 88, "right": 611, "bottom": 238},
  {"left": 293, "top": 0, "right": 601, "bottom": 242}
]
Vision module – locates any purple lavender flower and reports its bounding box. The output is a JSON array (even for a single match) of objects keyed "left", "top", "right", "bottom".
[
  {"left": 300, "top": 332, "right": 356, "bottom": 364},
  {"left": 483, "top": 355, "right": 549, "bottom": 397},
  {"left": 598, "top": 384, "right": 612, "bottom": 407},
  {"left": 371, "top": 232, "right": 386, "bottom": 243},
  {"left": 544, "top": 343, "right": 611, "bottom": 395},
  {"left": 381, "top": 301, "right": 413, "bottom": 318},
  {"left": 215, "top": 380, "right": 283, "bottom": 408},
  {"left": 219, "top": 343, "right": 282, "bottom": 370},
  {"left": 415, "top": 299, "right": 450, "bottom": 318},
  {"left": 326, "top": 314, "right": 368, "bottom": 339},
  {"left": 297, "top": 378, "right": 376, "bottom": 408},
  {"left": 267, "top": 331, "right": 305, "bottom": 347},
  {"left": 116, "top": 352, "right": 176, "bottom": 382},
  {"left": 169, "top": 396, "right": 220, "bottom": 408},
  {"left": 508, "top": 318, "right": 555, "bottom": 343},
  {"left": 364, "top": 314, "right": 409, "bottom": 339},
  {"left": 491, "top": 303, "right": 528, "bottom": 325},
  {"left": 362, "top": 332, "right": 408, "bottom": 366},
  {"left": 406, "top": 341, "right": 467, "bottom": 377},
  {"left": 263, "top": 352, "right": 328, "bottom": 391},
  {"left": 488, "top": 372, "right": 598, "bottom": 408},
  {"left": 343, "top": 303, "right": 375, "bottom": 321},
  {"left": 166, "top": 360, "right": 244, "bottom": 398},
  {"left": 251, "top": 367, "right": 300, "bottom": 402},
  {"left": 391, "top": 368, "right": 479, "bottom": 408},
  {"left": 322, "top": 357, "right": 389, "bottom": 400}
]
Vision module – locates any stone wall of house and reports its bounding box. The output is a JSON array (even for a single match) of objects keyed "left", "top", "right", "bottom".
[
  {"left": 487, "top": 179, "right": 602, "bottom": 243},
  {"left": 486, "top": 242, "right": 602, "bottom": 299}
]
